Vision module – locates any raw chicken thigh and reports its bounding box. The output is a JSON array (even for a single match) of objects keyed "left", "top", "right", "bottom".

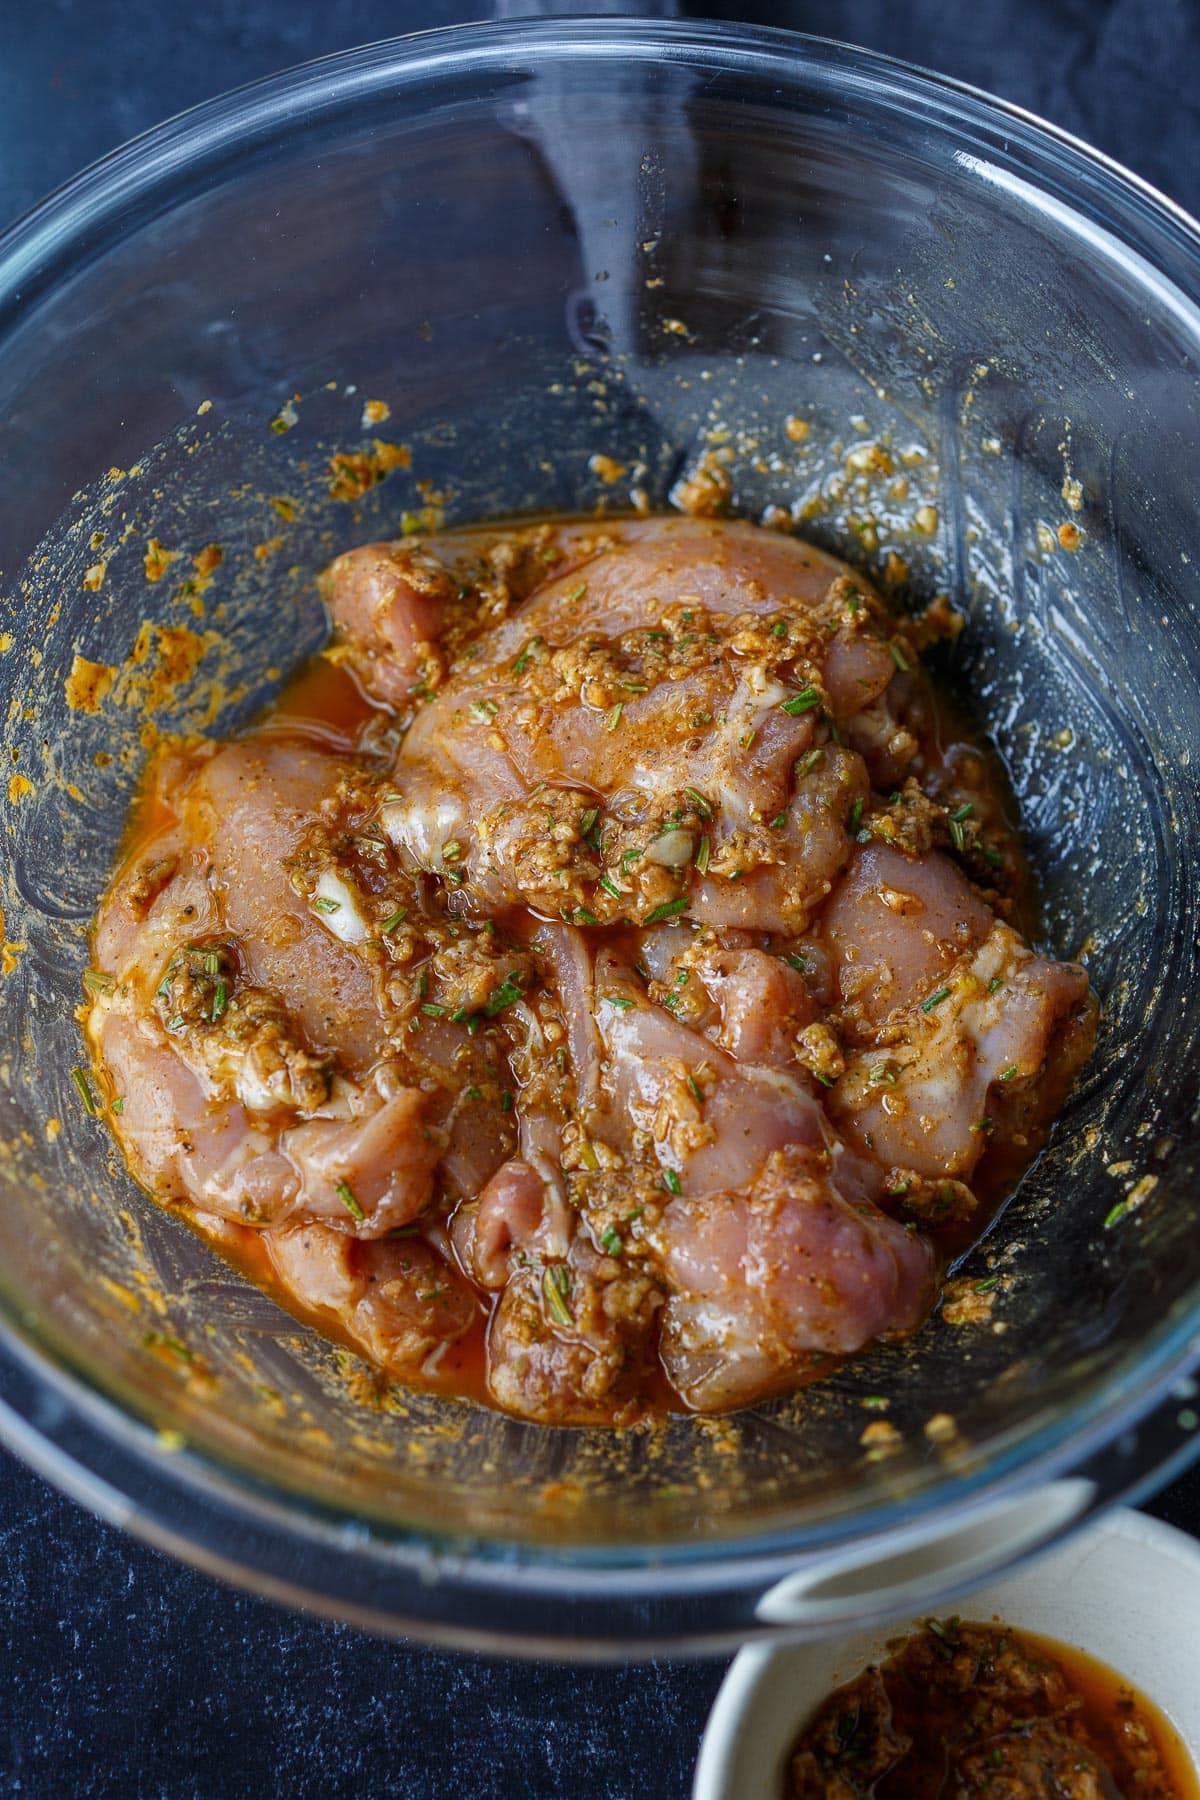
[{"left": 84, "top": 517, "right": 1096, "bottom": 1423}]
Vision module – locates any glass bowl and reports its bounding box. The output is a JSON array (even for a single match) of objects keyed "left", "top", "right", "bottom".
[{"left": 1, "top": 19, "right": 1198, "bottom": 1655}]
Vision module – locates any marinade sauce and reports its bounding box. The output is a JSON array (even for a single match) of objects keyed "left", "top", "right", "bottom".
[{"left": 785, "top": 1618, "right": 1196, "bottom": 1800}]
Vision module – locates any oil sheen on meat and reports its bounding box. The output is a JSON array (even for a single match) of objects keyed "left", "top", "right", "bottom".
[{"left": 83, "top": 517, "right": 1098, "bottom": 1425}]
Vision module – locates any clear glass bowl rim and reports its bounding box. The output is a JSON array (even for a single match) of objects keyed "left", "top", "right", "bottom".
[{"left": 1, "top": 14, "right": 1198, "bottom": 1623}]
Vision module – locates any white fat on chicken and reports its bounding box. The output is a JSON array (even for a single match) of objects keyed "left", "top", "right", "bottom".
[{"left": 309, "top": 870, "right": 371, "bottom": 945}]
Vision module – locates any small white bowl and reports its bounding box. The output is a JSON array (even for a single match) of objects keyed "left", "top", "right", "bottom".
[{"left": 694, "top": 1507, "right": 1200, "bottom": 1800}]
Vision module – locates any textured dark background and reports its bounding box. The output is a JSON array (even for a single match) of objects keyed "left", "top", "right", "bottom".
[{"left": 2, "top": 4, "right": 1199, "bottom": 1796}]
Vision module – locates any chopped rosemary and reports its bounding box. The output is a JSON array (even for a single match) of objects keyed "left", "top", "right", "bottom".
[
  {"left": 662, "top": 1168, "right": 682, "bottom": 1196},
  {"left": 795, "top": 748, "right": 823, "bottom": 778},
  {"left": 379, "top": 908, "right": 408, "bottom": 934},
  {"left": 921, "top": 986, "right": 951, "bottom": 1013},
  {"left": 694, "top": 835, "right": 711, "bottom": 875},
  {"left": 482, "top": 975, "right": 524, "bottom": 1017},
  {"left": 869, "top": 1064, "right": 898, "bottom": 1086},
  {"left": 644, "top": 897, "right": 689, "bottom": 925},
  {"left": 335, "top": 1180, "right": 365, "bottom": 1221},
  {"left": 542, "top": 1264, "right": 573, "bottom": 1326},
  {"left": 599, "top": 1225, "right": 624, "bottom": 1257},
  {"left": 573, "top": 906, "right": 599, "bottom": 925},
  {"left": 603, "top": 995, "right": 634, "bottom": 1011},
  {"left": 110, "top": 1096, "right": 125, "bottom": 1114},
  {"left": 82, "top": 969, "right": 115, "bottom": 996},
  {"left": 579, "top": 806, "right": 599, "bottom": 837},
  {"left": 469, "top": 698, "right": 498, "bottom": 723},
  {"left": 686, "top": 1073, "right": 704, "bottom": 1104},
  {"left": 889, "top": 642, "right": 912, "bottom": 672},
  {"left": 312, "top": 895, "right": 341, "bottom": 914},
  {"left": 987, "top": 976, "right": 1004, "bottom": 994},
  {"left": 974, "top": 1276, "right": 999, "bottom": 1292},
  {"left": 209, "top": 978, "right": 228, "bottom": 1024},
  {"left": 607, "top": 702, "right": 624, "bottom": 732},
  {"left": 848, "top": 797, "right": 863, "bottom": 834},
  {"left": 500, "top": 1090, "right": 514, "bottom": 1112},
  {"left": 420, "top": 1002, "right": 447, "bottom": 1017},
  {"left": 685, "top": 787, "right": 714, "bottom": 820},
  {"left": 950, "top": 803, "right": 974, "bottom": 822},
  {"left": 599, "top": 873, "right": 622, "bottom": 900},
  {"left": 512, "top": 635, "right": 543, "bottom": 677},
  {"left": 781, "top": 687, "right": 821, "bottom": 715},
  {"left": 999, "top": 1064, "right": 1018, "bottom": 1081},
  {"left": 770, "top": 619, "right": 788, "bottom": 638},
  {"left": 71, "top": 1066, "right": 100, "bottom": 1117},
  {"left": 566, "top": 583, "right": 588, "bottom": 602},
  {"left": 578, "top": 1138, "right": 600, "bottom": 1172},
  {"left": 770, "top": 811, "right": 787, "bottom": 831},
  {"left": 785, "top": 953, "right": 811, "bottom": 974},
  {"left": 463, "top": 1085, "right": 483, "bottom": 1101}
]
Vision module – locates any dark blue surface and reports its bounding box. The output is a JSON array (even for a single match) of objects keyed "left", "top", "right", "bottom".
[{"left": 2, "top": 5, "right": 1198, "bottom": 1796}]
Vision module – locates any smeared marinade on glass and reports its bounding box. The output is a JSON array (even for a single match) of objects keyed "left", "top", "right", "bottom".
[{"left": 81, "top": 516, "right": 1097, "bottom": 1425}]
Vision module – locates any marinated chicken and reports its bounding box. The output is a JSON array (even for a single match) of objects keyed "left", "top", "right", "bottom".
[
  {"left": 785, "top": 1618, "right": 1193, "bottom": 1799},
  {"left": 82, "top": 517, "right": 1097, "bottom": 1424}
]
